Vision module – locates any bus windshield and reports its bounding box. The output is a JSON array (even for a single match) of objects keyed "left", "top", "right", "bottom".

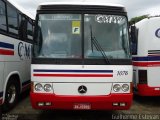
[{"left": 33, "top": 14, "right": 130, "bottom": 59}]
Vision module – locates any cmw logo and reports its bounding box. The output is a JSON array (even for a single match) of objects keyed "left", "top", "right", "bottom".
[{"left": 18, "top": 42, "right": 31, "bottom": 60}]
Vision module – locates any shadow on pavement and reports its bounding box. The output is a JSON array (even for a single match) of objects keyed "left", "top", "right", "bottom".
[
  {"left": 37, "top": 110, "right": 117, "bottom": 120},
  {"left": 133, "top": 94, "right": 160, "bottom": 107}
]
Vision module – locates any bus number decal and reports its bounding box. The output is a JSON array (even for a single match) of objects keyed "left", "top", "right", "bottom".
[{"left": 117, "top": 71, "right": 128, "bottom": 76}]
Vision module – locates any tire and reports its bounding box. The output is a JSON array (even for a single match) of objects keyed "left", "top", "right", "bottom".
[{"left": 2, "top": 77, "right": 20, "bottom": 112}]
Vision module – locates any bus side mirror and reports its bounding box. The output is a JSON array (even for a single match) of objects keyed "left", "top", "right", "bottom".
[
  {"left": 19, "top": 20, "right": 27, "bottom": 41},
  {"left": 130, "top": 26, "right": 137, "bottom": 42},
  {"left": 130, "top": 25, "right": 138, "bottom": 55}
]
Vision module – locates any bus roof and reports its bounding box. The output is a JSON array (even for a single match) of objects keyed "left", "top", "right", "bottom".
[
  {"left": 39, "top": 2, "right": 124, "bottom": 8},
  {"left": 37, "top": 2, "right": 126, "bottom": 13},
  {"left": 135, "top": 16, "right": 160, "bottom": 27},
  {"left": 7, "top": 0, "right": 35, "bottom": 20}
]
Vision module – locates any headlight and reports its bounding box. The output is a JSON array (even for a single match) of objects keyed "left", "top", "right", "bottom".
[
  {"left": 44, "top": 84, "right": 52, "bottom": 92},
  {"left": 122, "top": 84, "right": 129, "bottom": 92},
  {"left": 35, "top": 83, "right": 43, "bottom": 91},
  {"left": 113, "top": 84, "right": 121, "bottom": 92}
]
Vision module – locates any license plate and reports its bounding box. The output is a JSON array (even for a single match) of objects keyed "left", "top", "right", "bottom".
[{"left": 73, "top": 103, "right": 91, "bottom": 110}]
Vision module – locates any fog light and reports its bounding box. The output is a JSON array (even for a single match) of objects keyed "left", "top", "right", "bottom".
[
  {"left": 113, "top": 84, "right": 121, "bottom": 92},
  {"left": 44, "top": 84, "right": 52, "bottom": 92},
  {"left": 35, "top": 83, "right": 43, "bottom": 91},
  {"left": 122, "top": 84, "right": 129, "bottom": 92},
  {"left": 113, "top": 103, "right": 119, "bottom": 106},
  {"left": 120, "top": 103, "right": 126, "bottom": 107},
  {"left": 38, "top": 102, "right": 44, "bottom": 106}
]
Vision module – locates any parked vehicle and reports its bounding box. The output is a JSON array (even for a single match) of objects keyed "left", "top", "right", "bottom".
[
  {"left": 0, "top": 0, "right": 34, "bottom": 111},
  {"left": 30, "top": 2, "right": 133, "bottom": 110},
  {"left": 131, "top": 16, "right": 160, "bottom": 96}
]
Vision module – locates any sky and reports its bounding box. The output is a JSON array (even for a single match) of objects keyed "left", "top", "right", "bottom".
[{"left": 8, "top": 0, "right": 160, "bottom": 20}]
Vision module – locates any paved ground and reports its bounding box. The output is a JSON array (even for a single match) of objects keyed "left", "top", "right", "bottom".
[{"left": 2, "top": 91, "right": 160, "bottom": 120}]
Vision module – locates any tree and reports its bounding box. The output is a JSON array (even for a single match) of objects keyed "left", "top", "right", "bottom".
[{"left": 129, "top": 14, "right": 149, "bottom": 25}]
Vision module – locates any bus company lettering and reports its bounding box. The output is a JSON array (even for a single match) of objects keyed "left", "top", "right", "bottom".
[
  {"left": 95, "top": 15, "right": 124, "bottom": 24},
  {"left": 18, "top": 42, "right": 31, "bottom": 60}
]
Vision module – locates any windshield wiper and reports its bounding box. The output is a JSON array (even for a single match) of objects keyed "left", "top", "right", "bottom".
[{"left": 90, "top": 25, "right": 110, "bottom": 64}]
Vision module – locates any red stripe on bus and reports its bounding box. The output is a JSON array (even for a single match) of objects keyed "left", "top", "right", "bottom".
[
  {"left": 137, "top": 84, "right": 160, "bottom": 96},
  {"left": 0, "top": 49, "right": 14, "bottom": 55},
  {"left": 133, "top": 62, "right": 160, "bottom": 67},
  {"left": 30, "top": 93, "right": 132, "bottom": 110},
  {"left": 33, "top": 74, "right": 113, "bottom": 77}
]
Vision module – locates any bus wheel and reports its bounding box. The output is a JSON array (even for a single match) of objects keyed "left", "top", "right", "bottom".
[{"left": 3, "top": 78, "right": 19, "bottom": 112}]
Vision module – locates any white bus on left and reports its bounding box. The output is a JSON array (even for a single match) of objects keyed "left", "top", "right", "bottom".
[{"left": 0, "top": 0, "right": 34, "bottom": 111}]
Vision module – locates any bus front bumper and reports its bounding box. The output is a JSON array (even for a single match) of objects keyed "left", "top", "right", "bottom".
[
  {"left": 30, "top": 92, "right": 133, "bottom": 110},
  {"left": 137, "top": 84, "right": 160, "bottom": 96}
]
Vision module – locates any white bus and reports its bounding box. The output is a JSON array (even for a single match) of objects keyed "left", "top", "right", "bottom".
[
  {"left": 0, "top": 0, "right": 34, "bottom": 111},
  {"left": 30, "top": 2, "right": 133, "bottom": 110},
  {"left": 131, "top": 16, "right": 160, "bottom": 96}
]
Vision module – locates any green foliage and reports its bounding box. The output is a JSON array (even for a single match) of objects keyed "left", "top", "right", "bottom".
[{"left": 129, "top": 14, "right": 149, "bottom": 25}]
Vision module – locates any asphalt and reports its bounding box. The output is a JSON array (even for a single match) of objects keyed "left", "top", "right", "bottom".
[{"left": 2, "top": 91, "right": 160, "bottom": 120}]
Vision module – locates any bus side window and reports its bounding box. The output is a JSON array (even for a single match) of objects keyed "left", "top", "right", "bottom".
[
  {"left": 0, "top": 0, "right": 7, "bottom": 33},
  {"left": 130, "top": 26, "right": 138, "bottom": 55},
  {"left": 7, "top": 4, "right": 18, "bottom": 36},
  {"left": 18, "top": 13, "right": 23, "bottom": 39}
]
